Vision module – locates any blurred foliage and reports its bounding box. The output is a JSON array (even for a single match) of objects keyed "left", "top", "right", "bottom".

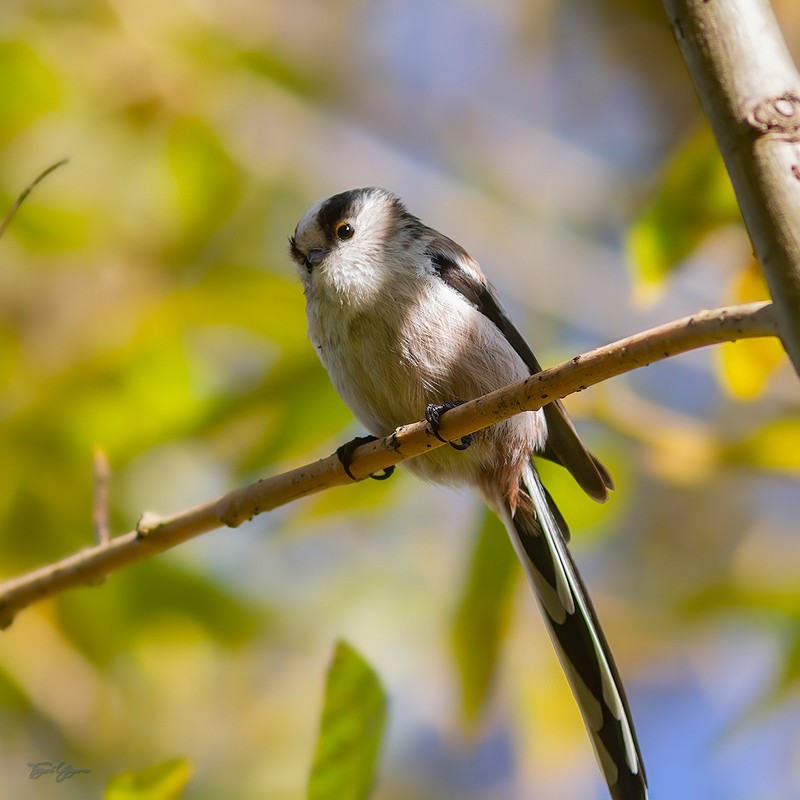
[
  {"left": 307, "top": 640, "right": 387, "bottom": 800},
  {"left": 726, "top": 418, "right": 800, "bottom": 472},
  {"left": 451, "top": 510, "right": 518, "bottom": 723},
  {"left": 0, "top": 40, "right": 60, "bottom": 147},
  {"left": 106, "top": 758, "right": 192, "bottom": 800},
  {"left": 0, "top": 1, "right": 798, "bottom": 799},
  {"left": 626, "top": 127, "right": 741, "bottom": 290},
  {"left": 718, "top": 259, "right": 785, "bottom": 399},
  {"left": 54, "top": 557, "right": 271, "bottom": 666}
]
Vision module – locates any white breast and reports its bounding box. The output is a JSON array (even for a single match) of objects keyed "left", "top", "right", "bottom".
[{"left": 306, "top": 272, "right": 545, "bottom": 487}]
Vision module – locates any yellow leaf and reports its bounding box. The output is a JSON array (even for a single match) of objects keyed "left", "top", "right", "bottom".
[
  {"left": 727, "top": 418, "right": 800, "bottom": 473},
  {"left": 718, "top": 260, "right": 783, "bottom": 399},
  {"left": 719, "top": 338, "right": 785, "bottom": 399}
]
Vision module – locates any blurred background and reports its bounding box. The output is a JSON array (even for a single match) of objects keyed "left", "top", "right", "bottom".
[{"left": 1, "top": 0, "right": 799, "bottom": 798}]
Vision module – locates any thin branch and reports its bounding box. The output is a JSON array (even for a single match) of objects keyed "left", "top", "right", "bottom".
[
  {"left": 662, "top": 0, "right": 800, "bottom": 374},
  {"left": 92, "top": 448, "right": 111, "bottom": 547},
  {"left": 0, "top": 159, "right": 69, "bottom": 241},
  {"left": 0, "top": 302, "right": 778, "bottom": 629}
]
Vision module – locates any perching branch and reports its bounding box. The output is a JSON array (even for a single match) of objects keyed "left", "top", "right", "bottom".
[
  {"left": 0, "top": 302, "right": 778, "bottom": 629},
  {"left": 662, "top": 0, "right": 800, "bottom": 374}
]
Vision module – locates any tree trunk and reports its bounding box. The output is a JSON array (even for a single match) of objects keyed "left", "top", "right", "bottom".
[{"left": 662, "top": 0, "right": 800, "bottom": 374}]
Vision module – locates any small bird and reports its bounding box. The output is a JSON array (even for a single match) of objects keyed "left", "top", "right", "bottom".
[{"left": 289, "top": 187, "right": 647, "bottom": 800}]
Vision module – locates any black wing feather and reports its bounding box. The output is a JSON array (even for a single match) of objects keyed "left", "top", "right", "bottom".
[{"left": 425, "top": 235, "right": 613, "bottom": 501}]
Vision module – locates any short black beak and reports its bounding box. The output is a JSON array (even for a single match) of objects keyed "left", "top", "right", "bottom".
[{"left": 305, "top": 247, "right": 327, "bottom": 266}]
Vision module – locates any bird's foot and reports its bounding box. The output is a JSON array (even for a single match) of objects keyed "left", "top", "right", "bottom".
[
  {"left": 425, "top": 402, "right": 473, "bottom": 451},
  {"left": 336, "top": 435, "right": 395, "bottom": 481}
]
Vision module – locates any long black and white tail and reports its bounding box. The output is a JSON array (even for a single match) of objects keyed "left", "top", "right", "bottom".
[{"left": 496, "top": 464, "right": 647, "bottom": 800}]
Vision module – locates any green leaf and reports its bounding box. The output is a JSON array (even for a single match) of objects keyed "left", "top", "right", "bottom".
[
  {"left": 3, "top": 201, "right": 92, "bottom": 252},
  {"left": 0, "top": 41, "right": 60, "bottom": 146},
  {"left": 772, "top": 626, "right": 800, "bottom": 698},
  {"left": 680, "top": 573, "right": 800, "bottom": 620},
  {"left": 105, "top": 758, "right": 192, "bottom": 800},
  {"left": 307, "top": 640, "right": 388, "bottom": 800},
  {"left": 536, "top": 452, "right": 622, "bottom": 539},
  {"left": 626, "top": 127, "right": 740, "bottom": 288},
  {"left": 451, "top": 509, "right": 519, "bottom": 723},
  {"left": 56, "top": 557, "right": 271, "bottom": 664},
  {"left": 163, "top": 116, "right": 241, "bottom": 251}
]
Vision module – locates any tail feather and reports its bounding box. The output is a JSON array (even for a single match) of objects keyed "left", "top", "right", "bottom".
[{"left": 496, "top": 464, "right": 647, "bottom": 800}]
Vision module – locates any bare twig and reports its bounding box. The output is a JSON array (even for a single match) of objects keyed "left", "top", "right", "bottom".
[
  {"left": 0, "top": 159, "right": 69, "bottom": 241},
  {"left": 662, "top": 0, "right": 800, "bottom": 374},
  {"left": 92, "top": 448, "right": 111, "bottom": 547},
  {"left": 0, "top": 302, "right": 778, "bottom": 629}
]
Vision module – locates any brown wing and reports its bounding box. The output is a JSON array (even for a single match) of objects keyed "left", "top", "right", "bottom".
[{"left": 424, "top": 233, "right": 613, "bottom": 503}]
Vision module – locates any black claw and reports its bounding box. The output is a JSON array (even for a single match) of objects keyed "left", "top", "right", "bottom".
[
  {"left": 369, "top": 465, "right": 395, "bottom": 480},
  {"left": 425, "top": 403, "right": 450, "bottom": 444},
  {"left": 336, "top": 435, "right": 395, "bottom": 481},
  {"left": 425, "top": 401, "right": 473, "bottom": 451},
  {"left": 448, "top": 433, "right": 473, "bottom": 451}
]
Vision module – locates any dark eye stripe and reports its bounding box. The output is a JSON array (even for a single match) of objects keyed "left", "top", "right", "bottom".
[
  {"left": 317, "top": 189, "right": 368, "bottom": 234},
  {"left": 288, "top": 236, "right": 304, "bottom": 264}
]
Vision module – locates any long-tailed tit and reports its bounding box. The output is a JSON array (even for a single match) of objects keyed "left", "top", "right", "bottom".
[{"left": 290, "top": 187, "right": 647, "bottom": 800}]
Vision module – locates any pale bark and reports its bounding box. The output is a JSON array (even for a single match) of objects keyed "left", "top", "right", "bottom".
[{"left": 663, "top": 0, "right": 800, "bottom": 373}]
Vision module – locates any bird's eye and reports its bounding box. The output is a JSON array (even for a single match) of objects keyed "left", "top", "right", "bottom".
[{"left": 336, "top": 222, "right": 354, "bottom": 240}]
